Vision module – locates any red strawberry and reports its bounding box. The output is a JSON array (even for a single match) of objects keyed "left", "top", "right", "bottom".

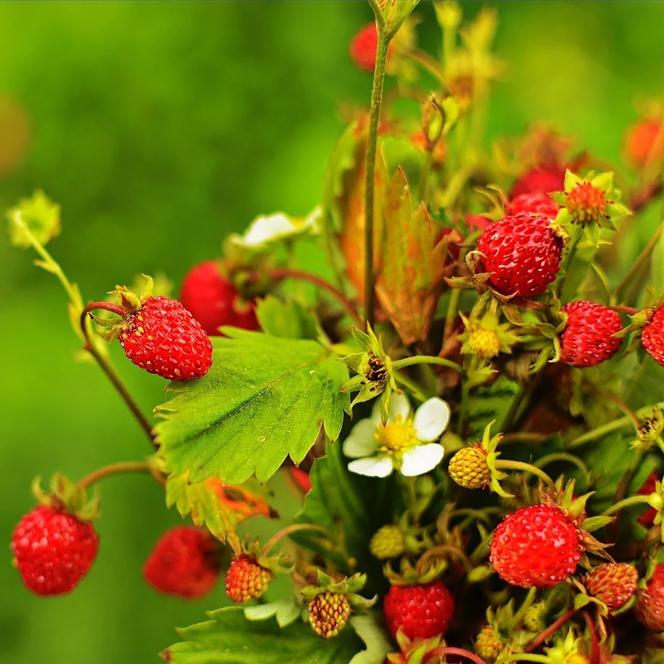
[
  {"left": 477, "top": 213, "right": 564, "bottom": 297},
  {"left": 144, "top": 527, "right": 220, "bottom": 598},
  {"left": 180, "top": 261, "right": 258, "bottom": 336},
  {"left": 641, "top": 305, "right": 664, "bottom": 367},
  {"left": 225, "top": 555, "right": 272, "bottom": 603},
  {"left": 638, "top": 473, "right": 659, "bottom": 527},
  {"left": 626, "top": 119, "right": 664, "bottom": 167},
  {"left": 585, "top": 563, "right": 638, "bottom": 610},
  {"left": 560, "top": 300, "right": 623, "bottom": 368},
  {"left": 383, "top": 581, "right": 455, "bottom": 640},
  {"left": 12, "top": 506, "right": 99, "bottom": 596},
  {"left": 119, "top": 295, "right": 212, "bottom": 381},
  {"left": 350, "top": 23, "right": 379, "bottom": 72},
  {"left": 507, "top": 192, "right": 559, "bottom": 218},
  {"left": 636, "top": 563, "right": 664, "bottom": 631},
  {"left": 511, "top": 164, "right": 566, "bottom": 198},
  {"left": 490, "top": 504, "right": 582, "bottom": 588}
]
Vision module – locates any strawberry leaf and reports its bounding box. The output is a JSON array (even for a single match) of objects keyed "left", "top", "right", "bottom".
[
  {"left": 256, "top": 296, "right": 319, "bottom": 340},
  {"left": 162, "top": 607, "right": 362, "bottom": 663},
  {"left": 155, "top": 330, "right": 349, "bottom": 484}
]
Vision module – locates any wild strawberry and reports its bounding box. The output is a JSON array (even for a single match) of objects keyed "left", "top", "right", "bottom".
[
  {"left": 511, "top": 164, "right": 566, "bottom": 198},
  {"left": 350, "top": 23, "right": 379, "bottom": 72},
  {"left": 477, "top": 213, "right": 564, "bottom": 297},
  {"left": 490, "top": 504, "right": 582, "bottom": 588},
  {"left": 180, "top": 261, "right": 258, "bottom": 336},
  {"left": 119, "top": 295, "right": 212, "bottom": 381},
  {"left": 560, "top": 301, "right": 622, "bottom": 368},
  {"left": 225, "top": 555, "right": 272, "bottom": 603},
  {"left": 585, "top": 563, "right": 638, "bottom": 610},
  {"left": 507, "top": 192, "right": 559, "bottom": 218},
  {"left": 448, "top": 444, "right": 490, "bottom": 489},
  {"left": 308, "top": 591, "right": 352, "bottom": 639},
  {"left": 638, "top": 473, "right": 659, "bottom": 527},
  {"left": 383, "top": 581, "right": 455, "bottom": 640},
  {"left": 641, "top": 305, "right": 664, "bottom": 367},
  {"left": 144, "top": 527, "right": 220, "bottom": 599},
  {"left": 11, "top": 505, "right": 98, "bottom": 596},
  {"left": 370, "top": 525, "right": 405, "bottom": 560},
  {"left": 475, "top": 625, "right": 504, "bottom": 661},
  {"left": 635, "top": 563, "right": 664, "bottom": 631},
  {"left": 566, "top": 182, "right": 608, "bottom": 224},
  {"left": 626, "top": 118, "right": 664, "bottom": 167}
]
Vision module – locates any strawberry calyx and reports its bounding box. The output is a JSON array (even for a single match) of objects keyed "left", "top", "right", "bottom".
[
  {"left": 300, "top": 569, "right": 376, "bottom": 611},
  {"left": 32, "top": 472, "right": 99, "bottom": 523}
]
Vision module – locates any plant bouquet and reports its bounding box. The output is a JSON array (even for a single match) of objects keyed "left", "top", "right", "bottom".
[{"left": 7, "top": 1, "right": 664, "bottom": 662}]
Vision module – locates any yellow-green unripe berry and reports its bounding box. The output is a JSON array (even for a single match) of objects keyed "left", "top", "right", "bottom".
[
  {"left": 369, "top": 525, "right": 405, "bottom": 559},
  {"left": 475, "top": 625, "right": 504, "bottom": 661},
  {"left": 448, "top": 444, "right": 490, "bottom": 489}
]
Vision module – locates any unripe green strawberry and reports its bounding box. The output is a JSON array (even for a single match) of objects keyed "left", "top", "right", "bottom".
[
  {"left": 370, "top": 525, "right": 405, "bottom": 559},
  {"left": 308, "top": 591, "right": 351, "bottom": 639},
  {"left": 475, "top": 625, "right": 504, "bottom": 661},
  {"left": 466, "top": 328, "right": 501, "bottom": 360},
  {"left": 523, "top": 602, "right": 545, "bottom": 631},
  {"left": 585, "top": 563, "right": 637, "bottom": 610},
  {"left": 566, "top": 182, "right": 607, "bottom": 224},
  {"left": 224, "top": 555, "right": 271, "bottom": 603},
  {"left": 448, "top": 444, "right": 490, "bottom": 489}
]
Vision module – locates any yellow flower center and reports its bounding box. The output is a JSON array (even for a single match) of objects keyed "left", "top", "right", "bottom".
[
  {"left": 468, "top": 328, "right": 501, "bottom": 359},
  {"left": 378, "top": 421, "right": 417, "bottom": 451}
]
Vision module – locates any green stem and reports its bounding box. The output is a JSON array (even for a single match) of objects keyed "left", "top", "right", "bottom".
[
  {"left": 392, "top": 354, "right": 462, "bottom": 373},
  {"left": 534, "top": 453, "right": 590, "bottom": 487},
  {"left": 602, "top": 494, "right": 652, "bottom": 516},
  {"left": 260, "top": 524, "right": 327, "bottom": 558},
  {"left": 556, "top": 227, "right": 582, "bottom": 298},
  {"left": 80, "top": 303, "right": 156, "bottom": 447},
  {"left": 565, "top": 416, "right": 631, "bottom": 449},
  {"left": 494, "top": 460, "right": 555, "bottom": 489},
  {"left": 78, "top": 461, "right": 156, "bottom": 489},
  {"left": 444, "top": 287, "right": 461, "bottom": 341},
  {"left": 498, "top": 382, "right": 527, "bottom": 432},
  {"left": 362, "top": 15, "right": 391, "bottom": 331}
]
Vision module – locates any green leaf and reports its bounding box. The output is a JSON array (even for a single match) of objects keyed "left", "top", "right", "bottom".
[
  {"left": 244, "top": 601, "right": 300, "bottom": 628},
  {"left": 7, "top": 190, "right": 60, "bottom": 248},
  {"left": 348, "top": 614, "right": 392, "bottom": 664},
  {"left": 155, "top": 330, "right": 349, "bottom": 484},
  {"left": 163, "top": 607, "right": 362, "bottom": 663},
  {"left": 256, "top": 296, "right": 319, "bottom": 340},
  {"left": 165, "top": 471, "right": 274, "bottom": 541}
]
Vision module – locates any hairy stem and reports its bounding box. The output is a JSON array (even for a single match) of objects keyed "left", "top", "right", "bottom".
[
  {"left": 565, "top": 416, "right": 631, "bottom": 449},
  {"left": 78, "top": 461, "right": 156, "bottom": 489},
  {"left": 392, "top": 354, "right": 462, "bottom": 373},
  {"left": 602, "top": 494, "right": 652, "bottom": 516},
  {"left": 494, "top": 459, "right": 555, "bottom": 489}
]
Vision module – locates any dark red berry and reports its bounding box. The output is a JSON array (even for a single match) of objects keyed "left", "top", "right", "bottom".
[
  {"left": 507, "top": 192, "right": 559, "bottom": 218},
  {"left": 560, "top": 300, "right": 622, "bottom": 367},
  {"left": 180, "top": 261, "right": 258, "bottom": 336},
  {"left": 144, "top": 527, "right": 220, "bottom": 599},
  {"left": 119, "top": 296, "right": 212, "bottom": 381},
  {"left": 636, "top": 563, "right": 664, "bottom": 631},
  {"left": 642, "top": 305, "right": 664, "bottom": 367},
  {"left": 12, "top": 506, "right": 99, "bottom": 596}
]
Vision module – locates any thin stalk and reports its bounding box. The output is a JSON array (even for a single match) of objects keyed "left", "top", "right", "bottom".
[
  {"left": 80, "top": 303, "right": 156, "bottom": 446},
  {"left": 565, "top": 416, "right": 631, "bottom": 449},
  {"left": 424, "top": 647, "right": 486, "bottom": 664},
  {"left": 78, "top": 461, "right": 154, "bottom": 489},
  {"left": 556, "top": 227, "right": 582, "bottom": 298},
  {"left": 362, "top": 17, "right": 390, "bottom": 330},
  {"left": 269, "top": 268, "right": 361, "bottom": 326},
  {"left": 494, "top": 460, "right": 555, "bottom": 490},
  {"left": 525, "top": 608, "right": 577, "bottom": 653},
  {"left": 260, "top": 524, "right": 326, "bottom": 558},
  {"left": 602, "top": 494, "right": 652, "bottom": 516},
  {"left": 392, "top": 354, "right": 462, "bottom": 373}
]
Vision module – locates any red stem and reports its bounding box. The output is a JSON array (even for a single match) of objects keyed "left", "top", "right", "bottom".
[
  {"left": 269, "top": 268, "right": 362, "bottom": 326},
  {"left": 583, "top": 611, "right": 600, "bottom": 664},
  {"left": 424, "top": 647, "right": 486, "bottom": 664},
  {"left": 525, "top": 608, "right": 577, "bottom": 653},
  {"left": 82, "top": 300, "right": 128, "bottom": 319}
]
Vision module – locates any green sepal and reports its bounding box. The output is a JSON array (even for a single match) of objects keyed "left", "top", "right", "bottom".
[{"left": 32, "top": 473, "right": 99, "bottom": 522}]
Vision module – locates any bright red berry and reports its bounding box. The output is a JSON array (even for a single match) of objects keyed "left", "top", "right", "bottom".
[
  {"left": 119, "top": 295, "right": 212, "bottom": 381},
  {"left": 477, "top": 213, "right": 564, "bottom": 297},
  {"left": 180, "top": 261, "right": 258, "bottom": 336},
  {"left": 638, "top": 473, "right": 659, "bottom": 527},
  {"left": 636, "top": 563, "right": 664, "bottom": 631},
  {"left": 225, "top": 555, "right": 272, "bottom": 603},
  {"left": 641, "top": 305, "right": 664, "bottom": 367},
  {"left": 490, "top": 504, "right": 581, "bottom": 588},
  {"left": 144, "top": 527, "right": 219, "bottom": 599},
  {"left": 507, "top": 192, "right": 559, "bottom": 218},
  {"left": 350, "top": 23, "right": 379, "bottom": 72},
  {"left": 12, "top": 506, "right": 99, "bottom": 596},
  {"left": 383, "top": 581, "right": 455, "bottom": 640},
  {"left": 626, "top": 119, "right": 664, "bottom": 167},
  {"left": 560, "top": 300, "right": 622, "bottom": 368},
  {"left": 585, "top": 563, "right": 638, "bottom": 610},
  {"left": 511, "top": 164, "right": 566, "bottom": 198}
]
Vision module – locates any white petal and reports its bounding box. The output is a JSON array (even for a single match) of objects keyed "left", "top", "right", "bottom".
[
  {"left": 348, "top": 456, "right": 394, "bottom": 478},
  {"left": 342, "top": 419, "right": 378, "bottom": 459},
  {"left": 243, "top": 213, "right": 295, "bottom": 246},
  {"left": 400, "top": 444, "right": 445, "bottom": 476},
  {"left": 386, "top": 392, "right": 412, "bottom": 423},
  {"left": 414, "top": 398, "right": 450, "bottom": 441}
]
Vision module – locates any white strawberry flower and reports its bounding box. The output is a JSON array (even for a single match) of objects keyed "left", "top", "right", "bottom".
[
  {"left": 235, "top": 207, "right": 320, "bottom": 248},
  {"left": 343, "top": 393, "right": 450, "bottom": 478}
]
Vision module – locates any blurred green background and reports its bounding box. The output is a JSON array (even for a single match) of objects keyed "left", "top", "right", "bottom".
[{"left": 0, "top": 2, "right": 662, "bottom": 662}]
